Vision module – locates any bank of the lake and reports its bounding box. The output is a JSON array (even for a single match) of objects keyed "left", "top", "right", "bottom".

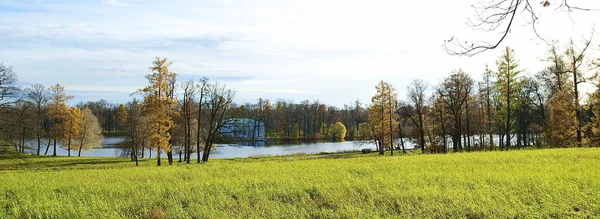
[
  {"left": 29, "top": 138, "right": 415, "bottom": 159},
  {"left": 1, "top": 148, "right": 599, "bottom": 218}
]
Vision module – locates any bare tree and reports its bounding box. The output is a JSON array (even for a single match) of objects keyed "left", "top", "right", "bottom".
[
  {"left": 26, "top": 84, "right": 49, "bottom": 155},
  {"left": 196, "top": 77, "right": 208, "bottom": 163},
  {"left": 565, "top": 37, "right": 593, "bottom": 146},
  {"left": 407, "top": 79, "right": 428, "bottom": 153},
  {"left": 201, "top": 82, "right": 235, "bottom": 162},
  {"left": 181, "top": 79, "right": 196, "bottom": 163},
  {"left": 445, "top": 0, "right": 596, "bottom": 56},
  {"left": 0, "top": 64, "right": 20, "bottom": 111}
]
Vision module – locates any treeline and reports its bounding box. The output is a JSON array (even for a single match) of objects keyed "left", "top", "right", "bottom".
[
  {"left": 230, "top": 99, "right": 366, "bottom": 140},
  {"left": 0, "top": 66, "right": 103, "bottom": 157},
  {"left": 367, "top": 41, "right": 600, "bottom": 155}
]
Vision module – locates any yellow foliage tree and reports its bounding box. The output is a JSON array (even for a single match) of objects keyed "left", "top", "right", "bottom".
[
  {"left": 368, "top": 80, "right": 399, "bottom": 155},
  {"left": 62, "top": 107, "right": 83, "bottom": 156},
  {"left": 329, "top": 122, "right": 347, "bottom": 141},
  {"left": 546, "top": 90, "right": 577, "bottom": 147},
  {"left": 116, "top": 103, "right": 128, "bottom": 131},
  {"left": 47, "top": 84, "right": 73, "bottom": 156},
  {"left": 138, "top": 57, "right": 177, "bottom": 166}
]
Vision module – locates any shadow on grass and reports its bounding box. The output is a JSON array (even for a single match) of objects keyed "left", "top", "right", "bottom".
[{"left": 0, "top": 156, "right": 139, "bottom": 171}]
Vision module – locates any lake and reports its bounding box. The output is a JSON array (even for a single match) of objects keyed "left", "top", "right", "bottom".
[{"left": 27, "top": 137, "right": 416, "bottom": 159}]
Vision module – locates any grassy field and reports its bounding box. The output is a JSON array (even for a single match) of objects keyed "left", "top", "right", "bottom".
[{"left": 1, "top": 149, "right": 600, "bottom": 218}]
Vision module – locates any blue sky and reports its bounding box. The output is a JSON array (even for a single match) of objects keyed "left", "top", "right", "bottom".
[{"left": 1, "top": 0, "right": 599, "bottom": 107}]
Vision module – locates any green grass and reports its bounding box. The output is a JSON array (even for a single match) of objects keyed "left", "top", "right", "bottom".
[{"left": 1, "top": 148, "right": 600, "bottom": 218}]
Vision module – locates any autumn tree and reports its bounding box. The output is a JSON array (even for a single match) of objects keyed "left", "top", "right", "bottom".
[
  {"left": 546, "top": 90, "right": 577, "bottom": 147},
  {"left": 47, "top": 84, "right": 73, "bottom": 156},
  {"left": 565, "top": 38, "right": 592, "bottom": 146},
  {"left": 115, "top": 104, "right": 128, "bottom": 131},
  {"left": 588, "top": 70, "right": 600, "bottom": 145},
  {"left": 329, "top": 122, "right": 347, "bottom": 141},
  {"left": 368, "top": 80, "right": 398, "bottom": 155},
  {"left": 76, "top": 108, "right": 103, "bottom": 156},
  {"left": 494, "top": 47, "right": 523, "bottom": 149},
  {"left": 63, "top": 107, "right": 83, "bottom": 156},
  {"left": 138, "top": 57, "right": 177, "bottom": 166}
]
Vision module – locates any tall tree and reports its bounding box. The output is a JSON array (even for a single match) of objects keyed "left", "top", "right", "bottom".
[
  {"left": 482, "top": 65, "right": 495, "bottom": 149},
  {"left": 368, "top": 80, "right": 398, "bottom": 155},
  {"left": 201, "top": 82, "right": 235, "bottom": 162},
  {"left": 546, "top": 90, "right": 577, "bottom": 147},
  {"left": 63, "top": 107, "right": 83, "bottom": 156},
  {"left": 181, "top": 79, "right": 196, "bottom": 164},
  {"left": 138, "top": 57, "right": 177, "bottom": 166},
  {"left": 196, "top": 77, "right": 208, "bottom": 163},
  {"left": 47, "top": 84, "right": 73, "bottom": 156},
  {"left": 495, "top": 47, "right": 522, "bottom": 149},
  {"left": 407, "top": 79, "right": 428, "bottom": 153},
  {"left": 437, "top": 69, "right": 473, "bottom": 152},
  {"left": 565, "top": 38, "right": 592, "bottom": 146},
  {"left": 26, "top": 84, "right": 49, "bottom": 155}
]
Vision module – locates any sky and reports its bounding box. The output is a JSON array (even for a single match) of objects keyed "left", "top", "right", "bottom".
[{"left": 1, "top": 0, "right": 599, "bottom": 107}]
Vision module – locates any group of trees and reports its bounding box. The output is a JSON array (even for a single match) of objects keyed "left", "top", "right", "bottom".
[
  {"left": 124, "top": 58, "right": 357, "bottom": 165},
  {"left": 0, "top": 64, "right": 103, "bottom": 157},
  {"left": 231, "top": 98, "right": 365, "bottom": 140},
  {"left": 122, "top": 58, "right": 237, "bottom": 165},
  {"left": 2, "top": 37, "right": 599, "bottom": 164},
  {"left": 366, "top": 40, "right": 600, "bottom": 155}
]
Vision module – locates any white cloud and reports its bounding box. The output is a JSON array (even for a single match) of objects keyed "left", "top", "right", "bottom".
[{"left": 100, "top": 0, "right": 128, "bottom": 7}]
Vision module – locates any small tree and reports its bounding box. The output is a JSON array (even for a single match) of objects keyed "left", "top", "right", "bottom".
[
  {"left": 329, "top": 122, "right": 347, "bottom": 141},
  {"left": 319, "top": 122, "right": 328, "bottom": 137},
  {"left": 76, "top": 108, "right": 103, "bottom": 156},
  {"left": 291, "top": 123, "right": 300, "bottom": 139}
]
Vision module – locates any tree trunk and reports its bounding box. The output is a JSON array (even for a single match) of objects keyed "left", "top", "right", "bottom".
[
  {"left": 418, "top": 109, "right": 425, "bottom": 154},
  {"left": 157, "top": 146, "right": 161, "bottom": 166},
  {"left": 197, "top": 93, "right": 204, "bottom": 164},
  {"left": 399, "top": 122, "right": 405, "bottom": 155},
  {"left": 52, "top": 137, "right": 57, "bottom": 156},
  {"left": 466, "top": 100, "right": 471, "bottom": 152},
  {"left": 44, "top": 137, "right": 51, "bottom": 155},
  {"left": 67, "top": 123, "right": 72, "bottom": 157},
  {"left": 574, "top": 63, "right": 582, "bottom": 146},
  {"left": 36, "top": 132, "right": 41, "bottom": 155}
]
